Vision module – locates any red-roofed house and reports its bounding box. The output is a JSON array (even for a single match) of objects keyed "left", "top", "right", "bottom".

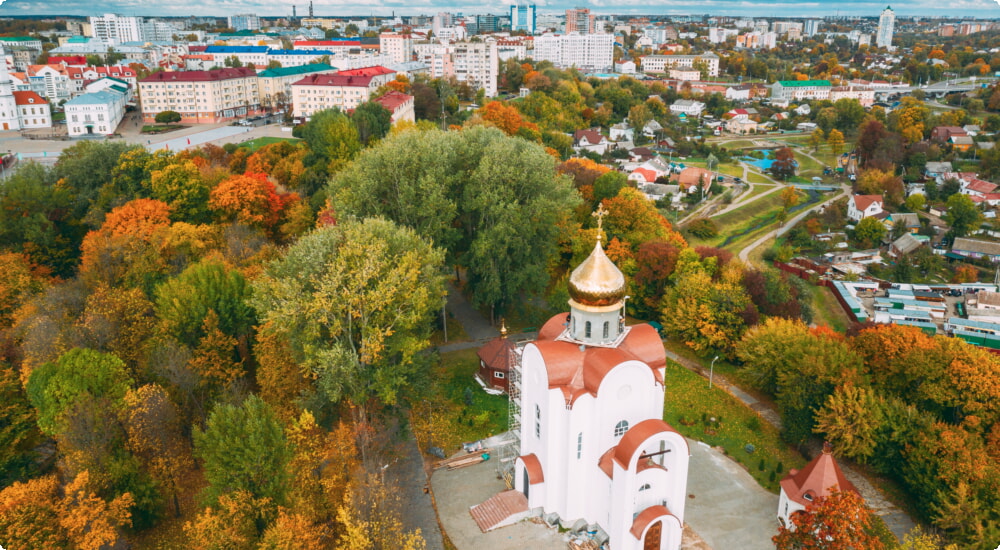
[
  {"left": 475, "top": 328, "right": 517, "bottom": 394},
  {"left": 573, "top": 128, "right": 610, "bottom": 155},
  {"left": 12, "top": 91, "right": 51, "bottom": 128},
  {"left": 291, "top": 71, "right": 388, "bottom": 119},
  {"left": 372, "top": 90, "right": 414, "bottom": 123},
  {"left": 930, "top": 126, "right": 967, "bottom": 142},
  {"left": 777, "top": 443, "right": 858, "bottom": 527},
  {"left": 629, "top": 167, "right": 659, "bottom": 185},
  {"left": 962, "top": 178, "right": 998, "bottom": 199},
  {"left": 677, "top": 167, "right": 713, "bottom": 194},
  {"left": 847, "top": 194, "right": 884, "bottom": 222},
  {"left": 138, "top": 68, "right": 261, "bottom": 123}
]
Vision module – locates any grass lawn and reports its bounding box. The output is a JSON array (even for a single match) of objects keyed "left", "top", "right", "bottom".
[
  {"left": 745, "top": 170, "right": 773, "bottom": 184},
  {"left": 409, "top": 349, "right": 509, "bottom": 455},
  {"left": 810, "top": 285, "right": 851, "bottom": 332},
  {"left": 730, "top": 182, "right": 776, "bottom": 205},
  {"left": 717, "top": 139, "right": 758, "bottom": 149},
  {"left": 237, "top": 136, "right": 302, "bottom": 152},
  {"left": 662, "top": 360, "right": 805, "bottom": 493},
  {"left": 681, "top": 159, "right": 745, "bottom": 179}
]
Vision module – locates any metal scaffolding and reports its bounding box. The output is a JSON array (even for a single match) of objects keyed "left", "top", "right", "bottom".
[{"left": 496, "top": 344, "right": 522, "bottom": 488}]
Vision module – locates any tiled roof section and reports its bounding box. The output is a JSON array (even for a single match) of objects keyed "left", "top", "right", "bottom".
[
  {"left": 630, "top": 505, "right": 674, "bottom": 539},
  {"left": 532, "top": 314, "right": 666, "bottom": 401},
  {"left": 953, "top": 237, "right": 1000, "bottom": 256},
  {"left": 614, "top": 418, "right": 684, "bottom": 468},
  {"left": 631, "top": 167, "right": 657, "bottom": 182},
  {"left": 12, "top": 91, "right": 45, "bottom": 105},
  {"left": 292, "top": 73, "right": 376, "bottom": 87},
  {"left": 140, "top": 67, "right": 256, "bottom": 82},
  {"left": 337, "top": 66, "right": 394, "bottom": 77},
  {"left": 49, "top": 55, "right": 87, "bottom": 65},
  {"left": 677, "top": 166, "right": 712, "bottom": 188},
  {"left": 520, "top": 453, "right": 544, "bottom": 484},
  {"left": 573, "top": 128, "right": 604, "bottom": 145},
  {"left": 851, "top": 194, "right": 883, "bottom": 212},
  {"left": 966, "top": 179, "right": 998, "bottom": 194},
  {"left": 373, "top": 90, "right": 413, "bottom": 112},
  {"left": 257, "top": 63, "right": 335, "bottom": 78},
  {"left": 477, "top": 334, "right": 517, "bottom": 372},
  {"left": 780, "top": 445, "right": 857, "bottom": 507}
]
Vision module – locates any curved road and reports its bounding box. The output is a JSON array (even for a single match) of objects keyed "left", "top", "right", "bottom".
[{"left": 738, "top": 182, "right": 850, "bottom": 263}]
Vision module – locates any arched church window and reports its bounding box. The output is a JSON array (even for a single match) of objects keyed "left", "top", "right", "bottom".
[
  {"left": 603, "top": 321, "right": 609, "bottom": 339},
  {"left": 614, "top": 420, "right": 629, "bottom": 438},
  {"left": 577, "top": 432, "right": 583, "bottom": 459},
  {"left": 585, "top": 321, "right": 591, "bottom": 338},
  {"left": 535, "top": 405, "right": 541, "bottom": 438},
  {"left": 639, "top": 483, "right": 651, "bottom": 491}
]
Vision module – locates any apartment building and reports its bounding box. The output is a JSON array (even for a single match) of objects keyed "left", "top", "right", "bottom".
[
  {"left": 380, "top": 33, "right": 414, "bottom": 64},
  {"left": 373, "top": 90, "right": 415, "bottom": 123},
  {"left": 266, "top": 49, "right": 332, "bottom": 68},
  {"left": 205, "top": 46, "right": 268, "bottom": 68},
  {"left": 258, "top": 63, "right": 337, "bottom": 106},
  {"left": 413, "top": 40, "right": 499, "bottom": 97},
  {"left": 88, "top": 14, "right": 144, "bottom": 45},
  {"left": 532, "top": 32, "right": 614, "bottom": 73},
  {"left": 640, "top": 52, "right": 719, "bottom": 77},
  {"left": 829, "top": 86, "right": 875, "bottom": 107},
  {"left": 294, "top": 40, "right": 364, "bottom": 55},
  {"left": 65, "top": 65, "right": 137, "bottom": 95},
  {"left": 65, "top": 88, "right": 127, "bottom": 136},
  {"left": 565, "top": 8, "right": 595, "bottom": 34},
  {"left": 291, "top": 69, "right": 394, "bottom": 119},
  {"left": 12, "top": 91, "right": 51, "bottom": 129},
  {"left": 228, "top": 14, "right": 261, "bottom": 32},
  {"left": 139, "top": 67, "right": 260, "bottom": 124}
]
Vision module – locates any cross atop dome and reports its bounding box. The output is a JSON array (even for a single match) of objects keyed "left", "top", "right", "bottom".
[{"left": 592, "top": 203, "right": 608, "bottom": 239}]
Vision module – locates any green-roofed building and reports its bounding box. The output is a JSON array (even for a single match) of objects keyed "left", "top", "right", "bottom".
[
  {"left": 771, "top": 79, "right": 833, "bottom": 101},
  {"left": 257, "top": 63, "right": 337, "bottom": 106}
]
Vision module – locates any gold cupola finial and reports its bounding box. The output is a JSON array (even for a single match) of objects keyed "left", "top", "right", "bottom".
[{"left": 568, "top": 205, "right": 626, "bottom": 308}]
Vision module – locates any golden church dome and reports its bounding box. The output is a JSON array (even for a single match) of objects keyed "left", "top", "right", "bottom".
[{"left": 568, "top": 239, "right": 626, "bottom": 307}]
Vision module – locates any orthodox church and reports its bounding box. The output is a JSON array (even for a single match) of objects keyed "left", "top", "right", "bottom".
[{"left": 513, "top": 216, "right": 690, "bottom": 550}]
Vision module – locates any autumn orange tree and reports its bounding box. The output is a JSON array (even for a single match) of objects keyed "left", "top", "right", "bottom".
[
  {"left": 773, "top": 489, "right": 887, "bottom": 550},
  {"left": 209, "top": 171, "right": 290, "bottom": 230},
  {"left": 476, "top": 100, "right": 537, "bottom": 136}
]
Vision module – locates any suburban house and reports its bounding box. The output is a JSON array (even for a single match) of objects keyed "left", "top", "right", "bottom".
[
  {"left": 725, "top": 117, "right": 757, "bottom": 135},
  {"left": 610, "top": 122, "right": 634, "bottom": 142},
  {"left": 573, "top": 128, "right": 610, "bottom": 155},
  {"left": 676, "top": 167, "right": 713, "bottom": 195},
  {"left": 923, "top": 161, "right": 952, "bottom": 179},
  {"left": 669, "top": 99, "right": 704, "bottom": 118},
  {"left": 847, "top": 194, "right": 884, "bottom": 222},
  {"left": 887, "top": 212, "right": 920, "bottom": 233},
  {"left": 930, "top": 126, "right": 967, "bottom": 142},
  {"left": 951, "top": 238, "right": 1000, "bottom": 263},
  {"left": 889, "top": 233, "right": 923, "bottom": 258},
  {"left": 950, "top": 135, "right": 974, "bottom": 152},
  {"left": 629, "top": 167, "right": 660, "bottom": 185},
  {"left": 962, "top": 177, "right": 998, "bottom": 200}
]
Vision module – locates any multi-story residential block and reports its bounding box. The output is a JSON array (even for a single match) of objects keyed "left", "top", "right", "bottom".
[
  {"left": 476, "top": 14, "right": 502, "bottom": 34},
  {"left": 14, "top": 64, "right": 71, "bottom": 101},
  {"left": 640, "top": 52, "right": 719, "bottom": 77},
  {"left": 496, "top": 39, "right": 528, "bottom": 62},
  {"left": 266, "top": 49, "right": 332, "bottom": 68},
  {"left": 291, "top": 66, "right": 395, "bottom": 119},
  {"left": 258, "top": 63, "right": 336, "bottom": 107},
  {"left": 770, "top": 79, "right": 832, "bottom": 101},
  {"left": 294, "top": 40, "right": 364, "bottom": 55},
  {"left": 205, "top": 46, "right": 268, "bottom": 68},
  {"left": 804, "top": 20, "right": 821, "bottom": 37},
  {"left": 139, "top": 67, "right": 260, "bottom": 124},
  {"left": 65, "top": 65, "right": 137, "bottom": 95},
  {"left": 0, "top": 37, "right": 43, "bottom": 71},
  {"left": 372, "top": 90, "right": 415, "bottom": 123},
  {"left": 510, "top": 4, "right": 536, "bottom": 34},
  {"left": 143, "top": 19, "right": 182, "bottom": 42},
  {"left": 565, "top": 8, "right": 595, "bottom": 34},
  {"left": 88, "top": 14, "right": 144, "bottom": 45},
  {"left": 532, "top": 32, "right": 614, "bottom": 73},
  {"left": 300, "top": 18, "right": 337, "bottom": 30},
  {"left": 877, "top": 6, "right": 895, "bottom": 49},
  {"left": 12, "top": 91, "right": 51, "bottom": 129},
  {"left": 228, "top": 14, "right": 261, "bottom": 32},
  {"left": 707, "top": 27, "right": 737, "bottom": 43},
  {"left": 380, "top": 33, "right": 414, "bottom": 64},
  {"left": 65, "top": 88, "right": 127, "bottom": 136},
  {"left": 413, "top": 40, "right": 499, "bottom": 97}
]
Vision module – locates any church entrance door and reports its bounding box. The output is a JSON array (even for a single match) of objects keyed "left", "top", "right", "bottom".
[
  {"left": 522, "top": 468, "right": 529, "bottom": 500},
  {"left": 643, "top": 520, "right": 661, "bottom": 550}
]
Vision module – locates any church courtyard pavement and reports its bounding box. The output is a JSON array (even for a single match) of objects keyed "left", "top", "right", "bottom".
[{"left": 430, "top": 437, "right": 779, "bottom": 550}]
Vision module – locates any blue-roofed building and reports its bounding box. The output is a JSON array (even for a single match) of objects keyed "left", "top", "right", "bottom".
[
  {"left": 266, "top": 49, "right": 333, "bottom": 68},
  {"left": 64, "top": 88, "right": 128, "bottom": 137},
  {"left": 204, "top": 45, "right": 269, "bottom": 68}
]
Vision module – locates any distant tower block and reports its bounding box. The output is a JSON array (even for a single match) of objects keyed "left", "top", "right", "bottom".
[
  {"left": 309, "top": 1, "right": 314, "bottom": 17},
  {"left": 292, "top": 6, "right": 297, "bottom": 18}
]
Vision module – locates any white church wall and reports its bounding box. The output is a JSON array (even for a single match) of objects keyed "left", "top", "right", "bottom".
[
  {"left": 595, "top": 361, "right": 658, "bottom": 455},
  {"left": 564, "top": 395, "right": 601, "bottom": 523}
]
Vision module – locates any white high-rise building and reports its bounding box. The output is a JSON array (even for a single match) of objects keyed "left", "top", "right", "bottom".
[
  {"left": 88, "top": 14, "right": 145, "bottom": 45},
  {"left": 804, "top": 20, "right": 821, "bottom": 37},
  {"left": 380, "top": 33, "right": 414, "bottom": 64},
  {"left": 877, "top": 6, "right": 895, "bottom": 49},
  {"left": 532, "top": 32, "right": 614, "bottom": 73},
  {"left": 228, "top": 14, "right": 261, "bottom": 32},
  {"left": 413, "top": 40, "right": 499, "bottom": 97}
]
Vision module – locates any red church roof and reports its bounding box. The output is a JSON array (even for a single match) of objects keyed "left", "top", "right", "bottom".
[{"left": 780, "top": 442, "right": 857, "bottom": 507}]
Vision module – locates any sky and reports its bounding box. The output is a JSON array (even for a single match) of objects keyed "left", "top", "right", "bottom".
[{"left": 0, "top": 0, "right": 997, "bottom": 18}]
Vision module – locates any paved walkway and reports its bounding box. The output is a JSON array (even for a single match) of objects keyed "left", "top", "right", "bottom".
[
  {"left": 386, "top": 436, "right": 445, "bottom": 549},
  {"left": 686, "top": 439, "right": 779, "bottom": 550}
]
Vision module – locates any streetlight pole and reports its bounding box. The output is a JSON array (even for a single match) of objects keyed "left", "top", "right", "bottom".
[{"left": 708, "top": 355, "right": 719, "bottom": 389}]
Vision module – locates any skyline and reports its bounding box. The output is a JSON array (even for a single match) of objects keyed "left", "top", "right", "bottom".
[{"left": 0, "top": 0, "right": 998, "bottom": 19}]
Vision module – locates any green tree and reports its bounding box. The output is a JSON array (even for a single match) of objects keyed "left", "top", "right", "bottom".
[
  {"left": 295, "top": 108, "right": 361, "bottom": 172},
  {"left": 809, "top": 128, "right": 825, "bottom": 152},
  {"left": 193, "top": 395, "right": 291, "bottom": 507},
  {"left": 328, "top": 127, "right": 580, "bottom": 318},
  {"left": 149, "top": 160, "right": 211, "bottom": 224},
  {"left": 252, "top": 218, "right": 446, "bottom": 406},
  {"left": 944, "top": 193, "right": 982, "bottom": 238},
  {"left": 155, "top": 259, "right": 255, "bottom": 349},
  {"left": 26, "top": 348, "right": 135, "bottom": 436},
  {"left": 154, "top": 110, "right": 181, "bottom": 125},
  {"left": 0, "top": 365, "right": 40, "bottom": 485},
  {"left": 592, "top": 171, "right": 627, "bottom": 205},
  {"left": 350, "top": 101, "right": 393, "bottom": 146},
  {"left": 814, "top": 383, "right": 884, "bottom": 463},
  {"left": 853, "top": 216, "right": 887, "bottom": 248},
  {"left": 827, "top": 128, "right": 845, "bottom": 155},
  {"left": 904, "top": 193, "right": 926, "bottom": 212}
]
